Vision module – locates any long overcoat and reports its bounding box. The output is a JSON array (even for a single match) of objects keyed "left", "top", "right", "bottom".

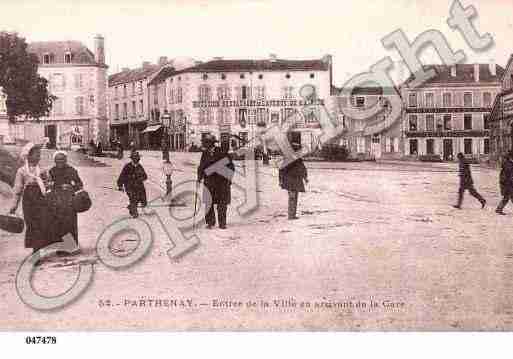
[
  {"left": 500, "top": 158, "right": 513, "bottom": 196},
  {"left": 197, "top": 147, "right": 234, "bottom": 205},
  {"left": 279, "top": 158, "right": 307, "bottom": 192},
  {"left": 458, "top": 160, "right": 474, "bottom": 188}
]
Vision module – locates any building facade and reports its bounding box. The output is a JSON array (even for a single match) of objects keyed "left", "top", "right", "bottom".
[
  {"left": 148, "top": 55, "right": 333, "bottom": 151},
  {"left": 108, "top": 58, "right": 170, "bottom": 149},
  {"left": 489, "top": 55, "right": 513, "bottom": 164},
  {"left": 402, "top": 64, "right": 503, "bottom": 161},
  {"left": 0, "top": 87, "right": 8, "bottom": 145},
  {"left": 329, "top": 86, "right": 403, "bottom": 159},
  {"left": 10, "top": 35, "right": 109, "bottom": 149}
]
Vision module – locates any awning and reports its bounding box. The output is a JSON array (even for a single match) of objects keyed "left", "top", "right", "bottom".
[{"left": 142, "top": 125, "right": 162, "bottom": 133}]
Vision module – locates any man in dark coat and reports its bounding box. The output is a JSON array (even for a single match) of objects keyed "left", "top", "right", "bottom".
[
  {"left": 117, "top": 151, "right": 148, "bottom": 218},
  {"left": 279, "top": 142, "right": 309, "bottom": 220},
  {"left": 197, "top": 134, "right": 234, "bottom": 229},
  {"left": 453, "top": 152, "right": 486, "bottom": 209},
  {"left": 496, "top": 151, "right": 513, "bottom": 215}
]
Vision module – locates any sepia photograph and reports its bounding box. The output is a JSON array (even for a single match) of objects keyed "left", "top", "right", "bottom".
[{"left": 1, "top": 0, "right": 513, "bottom": 350}]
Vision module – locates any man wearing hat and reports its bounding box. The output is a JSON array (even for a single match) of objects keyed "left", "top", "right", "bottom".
[
  {"left": 496, "top": 150, "right": 513, "bottom": 215},
  {"left": 279, "top": 141, "right": 309, "bottom": 220},
  {"left": 117, "top": 151, "right": 148, "bottom": 218},
  {"left": 197, "top": 134, "right": 235, "bottom": 229}
]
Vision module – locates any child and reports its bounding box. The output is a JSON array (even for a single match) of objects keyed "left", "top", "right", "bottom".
[{"left": 117, "top": 151, "right": 148, "bottom": 218}]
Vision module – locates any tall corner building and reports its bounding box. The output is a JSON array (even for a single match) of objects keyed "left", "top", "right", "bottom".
[{"left": 10, "top": 35, "right": 109, "bottom": 148}]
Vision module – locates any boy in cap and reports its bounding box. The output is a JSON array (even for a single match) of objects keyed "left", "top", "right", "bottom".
[{"left": 117, "top": 151, "right": 148, "bottom": 218}]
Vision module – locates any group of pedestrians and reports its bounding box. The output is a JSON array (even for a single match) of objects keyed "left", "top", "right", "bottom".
[
  {"left": 8, "top": 143, "right": 85, "bottom": 263},
  {"left": 453, "top": 151, "right": 513, "bottom": 215}
]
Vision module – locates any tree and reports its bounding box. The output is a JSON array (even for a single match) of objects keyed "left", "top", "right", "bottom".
[{"left": 0, "top": 31, "right": 55, "bottom": 122}]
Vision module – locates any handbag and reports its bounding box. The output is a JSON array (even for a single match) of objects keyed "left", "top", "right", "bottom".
[
  {"left": 0, "top": 214, "right": 25, "bottom": 234},
  {"left": 72, "top": 189, "right": 92, "bottom": 213}
]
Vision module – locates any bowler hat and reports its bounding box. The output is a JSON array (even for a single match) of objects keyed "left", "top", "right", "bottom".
[{"left": 130, "top": 151, "right": 140, "bottom": 159}]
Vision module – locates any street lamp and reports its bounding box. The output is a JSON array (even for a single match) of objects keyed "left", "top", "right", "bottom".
[{"left": 161, "top": 109, "right": 171, "bottom": 161}]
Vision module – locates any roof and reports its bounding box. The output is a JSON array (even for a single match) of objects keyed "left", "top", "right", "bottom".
[
  {"left": 109, "top": 64, "right": 163, "bottom": 87},
  {"left": 404, "top": 63, "right": 505, "bottom": 86},
  {"left": 332, "top": 86, "right": 399, "bottom": 96},
  {"left": 148, "top": 58, "right": 330, "bottom": 85},
  {"left": 27, "top": 41, "right": 98, "bottom": 66}
]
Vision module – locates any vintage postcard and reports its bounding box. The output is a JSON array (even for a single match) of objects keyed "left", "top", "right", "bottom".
[{"left": 1, "top": 0, "right": 513, "bottom": 335}]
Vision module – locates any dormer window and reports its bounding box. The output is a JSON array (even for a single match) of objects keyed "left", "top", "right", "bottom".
[
  {"left": 286, "top": 73, "right": 291, "bottom": 79},
  {"left": 202, "top": 74, "right": 208, "bottom": 80},
  {"left": 221, "top": 74, "right": 226, "bottom": 80},
  {"left": 240, "top": 74, "right": 245, "bottom": 79},
  {"left": 258, "top": 74, "right": 263, "bottom": 80},
  {"left": 65, "top": 52, "right": 72, "bottom": 64},
  {"left": 310, "top": 73, "right": 315, "bottom": 79},
  {"left": 43, "top": 53, "right": 51, "bottom": 64}
]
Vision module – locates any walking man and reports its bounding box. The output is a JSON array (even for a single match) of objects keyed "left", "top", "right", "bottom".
[
  {"left": 197, "top": 134, "right": 234, "bottom": 229},
  {"left": 496, "top": 151, "right": 513, "bottom": 215},
  {"left": 117, "top": 151, "right": 148, "bottom": 218},
  {"left": 279, "top": 142, "right": 309, "bottom": 220},
  {"left": 453, "top": 152, "right": 486, "bottom": 209}
]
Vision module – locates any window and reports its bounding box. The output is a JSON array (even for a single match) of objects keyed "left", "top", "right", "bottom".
[
  {"left": 303, "top": 107, "right": 318, "bottom": 123},
  {"left": 43, "top": 54, "right": 51, "bottom": 64},
  {"left": 463, "top": 92, "right": 473, "bottom": 107},
  {"left": 217, "top": 85, "right": 231, "bottom": 100},
  {"left": 425, "top": 93, "right": 434, "bottom": 108},
  {"left": 285, "top": 73, "right": 291, "bottom": 79},
  {"left": 484, "top": 114, "right": 490, "bottom": 130},
  {"left": 310, "top": 73, "right": 315, "bottom": 79},
  {"left": 139, "top": 100, "right": 144, "bottom": 115},
  {"left": 426, "top": 139, "right": 435, "bottom": 154},
  {"left": 483, "top": 92, "right": 492, "bottom": 107},
  {"left": 409, "top": 139, "right": 418, "bottom": 155},
  {"left": 240, "top": 74, "right": 245, "bottom": 79},
  {"left": 464, "top": 114, "right": 473, "bottom": 130},
  {"left": 221, "top": 74, "right": 226, "bottom": 80},
  {"left": 409, "top": 115, "right": 418, "bottom": 131},
  {"left": 443, "top": 93, "right": 452, "bottom": 107},
  {"left": 123, "top": 84, "right": 127, "bottom": 98},
  {"left": 115, "top": 104, "right": 119, "bottom": 119},
  {"left": 355, "top": 97, "right": 365, "bottom": 108},
  {"left": 52, "top": 73, "right": 66, "bottom": 91},
  {"left": 408, "top": 93, "right": 417, "bottom": 107},
  {"left": 52, "top": 98, "right": 63, "bottom": 116},
  {"left": 132, "top": 101, "right": 136, "bottom": 116},
  {"left": 484, "top": 138, "right": 490, "bottom": 154},
  {"left": 443, "top": 114, "right": 452, "bottom": 130},
  {"left": 238, "top": 108, "right": 248, "bottom": 125},
  {"left": 199, "top": 85, "right": 211, "bottom": 101},
  {"left": 177, "top": 87, "right": 183, "bottom": 103},
  {"left": 282, "top": 86, "right": 293, "bottom": 99},
  {"left": 436, "top": 117, "right": 443, "bottom": 131},
  {"left": 258, "top": 74, "right": 263, "bottom": 80},
  {"left": 75, "top": 97, "right": 85, "bottom": 115},
  {"left": 426, "top": 114, "right": 435, "bottom": 131},
  {"left": 254, "top": 86, "right": 265, "bottom": 100},
  {"left": 464, "top": 138, "right": 473, "bottom": 154},
  {"left": 202, "top": 74, "right": 208, "bottom": 80},
  {"left": 256, "top": 108, "right": 268, "bottom": 125},
  {"left": 74, "top": 74, "right": 83, "bottom": 89},
  {"left": 65, "top": 52, "right": 72, "bottom": 63},
  {"left": 123, "top": 103, "right": 127, "bottom": 119},
  {"left": 238, "top": 132, "right": 248, "bottom": 147},
  {"left": 241, "top": 86, "right": 249, "bottom": 100}
]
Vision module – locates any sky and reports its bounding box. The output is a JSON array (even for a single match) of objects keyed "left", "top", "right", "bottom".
[{"left": 1, "top": 0, "right": 513, "bottom": 86}]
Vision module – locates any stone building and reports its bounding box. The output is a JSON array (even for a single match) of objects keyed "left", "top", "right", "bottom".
[
  {"left": 489, "top": 55, "right": 513, "bottom": 164},
  {"left": 147, "top": 55, "right": 333, "bottom": 151},
  {"left": 108, "top": 57, "right": 171, "bottom": 149},
  {"left": 9, "top": 35, "right": 109, "bottom": 149},
  {"left": 401, "top": 63, "right": 503, "bottom": 161},
  {"left": 329, "top": 86, "right": 402, "bottom": 159}
]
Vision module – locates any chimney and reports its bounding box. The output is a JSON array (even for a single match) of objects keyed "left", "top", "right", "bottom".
[
  {"left": 322, "top": 54, "right": 332, "bottom": 65},
  {"left": 474, "top": 63, "right": 480, "bottom": 82},
  {"left": 269, "top": 53, "right": 277, "bottom": 62},
  {"left": 142, "top": 61, "right": 151, "bottom": 69},
  {"left": 158, "top": 56, "right": 168, "bottom": 65},
  {"left": 489, "top": 61, "right": 497, "bottom": 76},
  {"left": 94, "top": 34, "right": 105, "bottom": 65},
  {"left": 450, "top": 65, "right": 457, "bottom": 77}
]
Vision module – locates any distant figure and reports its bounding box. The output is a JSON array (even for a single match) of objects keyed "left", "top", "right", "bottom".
[
  {"left": 116, "top": 139, "right": 124, "bottom": 159},
  {"left": 89, "top": 140, "right": 97, "bottom": 156},
  {"left": 279, "top": 142, "right": 309, "bottom": 220},
  {"left": 496, "top": 151, "right": 513, "bottom": 215},
  {"left": 96, "top": 141, "right": 103, "bottom": 155},
  {"left": 453, "top": 152, "right": 486, "bottom": 209},
  {"left": 197, "top": 134, "right": 234, "bottom": 229},
  {"left": 117, "top": 151, "right": 148, "bottom": 218}
]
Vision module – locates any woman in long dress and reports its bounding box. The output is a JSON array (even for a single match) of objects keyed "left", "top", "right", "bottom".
[
  {"left": 47, "top": 151, "right": 83, "bottom": 249},
  {"left": 8, "top": 143, "right": 50, "bottom": 252}
]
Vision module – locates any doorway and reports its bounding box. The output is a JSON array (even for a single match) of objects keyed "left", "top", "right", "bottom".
[
  {"left": 371, "top": 135, "right": 381, "bottom": 158},
  {"left": 443, "top": 139, "right": 453, "bottom": 161},
  {"left": 44, "top": 124, "right": 57, "bottom": 149}
]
